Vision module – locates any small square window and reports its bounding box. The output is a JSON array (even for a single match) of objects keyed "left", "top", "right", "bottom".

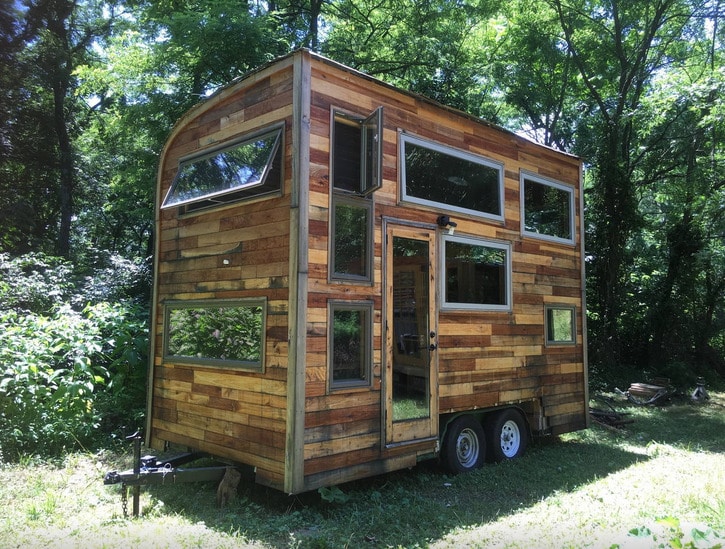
[
  {"left": 545, "top": 305, "right": 576, "bottom": 345},
  {"left": 328, "top": 301, "right": 373, "bottom": 389}
]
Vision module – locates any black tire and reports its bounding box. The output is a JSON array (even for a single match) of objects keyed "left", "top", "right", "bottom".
[
  {"left": 485, "top": 409, "right": 529, "bottom": 463},
  {"left": 441, "top": 416, "right": 486, "bottom": 474}
]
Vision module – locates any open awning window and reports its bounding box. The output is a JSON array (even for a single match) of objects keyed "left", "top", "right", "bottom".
[{"left": 162, "top": 126, "right": 283, "bottom": 211}]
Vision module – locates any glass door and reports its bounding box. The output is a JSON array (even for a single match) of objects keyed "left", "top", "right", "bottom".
[{"left": 385, "top": 224, "right": 438, "bottom": 445}]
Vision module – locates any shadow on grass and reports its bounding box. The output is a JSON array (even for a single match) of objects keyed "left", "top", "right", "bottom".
[{"left": 139, "top": 398, "right": 725, "bottom": 548}]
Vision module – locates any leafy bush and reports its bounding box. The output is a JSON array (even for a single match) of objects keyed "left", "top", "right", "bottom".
[
  {"left": 0, "top": 303, "right": 147, "bottom": 459},
  {"left": 0, "top": 253, "right": 76, "bottom": 313},
  {"left": 0, "top": 253, "right": 149, "bottom": 461},
  {"left": 0, "top": 302, "right": 148, "bottom": 460}
]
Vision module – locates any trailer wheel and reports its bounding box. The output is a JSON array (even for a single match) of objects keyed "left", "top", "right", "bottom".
[
  {"left": 441, "top": 416, "right": 486, "bottom": 474},
  {"left": 485, "top": 409, "right": 528, "bottom": 462}
]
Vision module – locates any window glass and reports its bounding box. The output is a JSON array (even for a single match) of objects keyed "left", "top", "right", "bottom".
[
  {"left": 522, "top": 174, "right": 574, "bottom": 243},
  {"left": 402, "top": 134, "right": 503, "bottom": 219},
  {"left": 330, "top": 108, "right": 381, "bottom": 283},
  {"left": 330, "top": 302, "right": 372, "bottom": 388},
  {"left": 165, "top": 300, "right": 265, "bottom": 370},
  {"left": 162, "top": 127, "right": 282, "bottom": 210},
  {"left": 443, "top": 236, "right": 510, "bottom": 310},
  {"left": 546, "top": 306, "right": 576, "bottom": 345},
  {"left": 332, "top": 109, "right": 382, "bottom": 195},
  {"left": 332, "top": 116, "right": 361, "bottom": 192},
  {"left": 333, "top": 200, "right": 370, "bottom": 278}
]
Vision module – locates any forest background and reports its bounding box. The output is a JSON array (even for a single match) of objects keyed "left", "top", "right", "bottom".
[{"left": 0, "top": 0, "right": 723, "bottom": 459}]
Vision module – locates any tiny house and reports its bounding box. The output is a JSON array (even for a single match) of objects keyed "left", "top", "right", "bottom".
[{"left": 146, "top": 49, "right": 588, "bottom": 494}]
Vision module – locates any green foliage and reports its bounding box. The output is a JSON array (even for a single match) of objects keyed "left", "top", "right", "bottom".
[
  {"left": 0, "top": 301, "right": 148, "bottom": 460},
  {"left": 0, "top": 252, "right": 148, "bottom": 461},
  {"left": 625, "top": 516, "right": 723, "bottom": 549},
  {"left": 0, "top": 253, "right": 75, "bottom": 312}
]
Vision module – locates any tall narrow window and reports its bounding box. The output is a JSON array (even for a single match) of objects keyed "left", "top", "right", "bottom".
[
  {"left": 328, "top": 301, "right": 373, "bottom": 389},
  {"left": 330, "top": 108, "right": 382, "bottom": 282},
  {"left": 521, "top": 172, "right": 575, "bottom": 244}
]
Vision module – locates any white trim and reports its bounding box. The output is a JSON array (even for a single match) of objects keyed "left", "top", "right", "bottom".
[
  {"left": 520, "top": 170, "right": 576, "bottom": 245},
  {"left": 399, "top": 132, "right": 505, "bottom": 223},
  {"left": 440, "top": 233, "right": 512, "bottom": 312}
]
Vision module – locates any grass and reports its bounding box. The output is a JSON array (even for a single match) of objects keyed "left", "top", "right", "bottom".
[{"left": 1, "top": 393, "right": 724, "bottom": 549}]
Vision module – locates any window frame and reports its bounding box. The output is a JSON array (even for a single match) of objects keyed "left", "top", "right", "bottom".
[
  {"left": 440, "top": 234, "right": 512, "bottom": 312},
  {"left": 327, "top": 300, "right": 374, "bottom": 391},
  {"left": 544, "top": 304, "right": 577, "bottom": 346},
  {"left": 328, "top": 108, "right": 381, "bottom": 284},
  {"left": 163, "top": 298, "right": 267, "bottom": 372},
  {"left": 330, "top": 193, "right": 374, "bottom": 282},
  {"left": 520, "top": 171, "right": 576, "bottom": 245},
  {"left": 161, "top": 123, "right": 284, "bottom": 212},
  {"left": 400, "top": 132, "right": 505, "bottom": 222}
]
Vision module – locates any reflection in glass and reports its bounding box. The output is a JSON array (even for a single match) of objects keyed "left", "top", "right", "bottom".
[
  {"left": 163, "top": 129, "right": 281, "bottom": 208},
  {"left": 167, "top": 304, "right": 263, "bottom": 365},
  {"left": 392, "top": 236, "right": 430, "bottom": 421}
]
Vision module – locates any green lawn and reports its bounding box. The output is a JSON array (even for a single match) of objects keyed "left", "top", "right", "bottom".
[{"left": 1, "top": 393, "right": 723, "bottom": 548}]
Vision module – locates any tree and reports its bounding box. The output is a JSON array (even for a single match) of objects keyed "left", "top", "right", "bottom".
[{"left": 549, "top": 0, "right": 699, "bottom": 367}]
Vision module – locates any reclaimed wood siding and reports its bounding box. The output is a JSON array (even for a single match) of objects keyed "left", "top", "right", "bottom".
[
  {"left": 303, "top": 57, "right": 585, "bottom": 484},
  {"left": 150, "top": 61, "right": 296, "bottom": 489}
]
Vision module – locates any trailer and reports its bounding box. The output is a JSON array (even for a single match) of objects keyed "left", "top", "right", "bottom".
[{"left": 145, "top": 49, "right": 588, "bottom": 495}]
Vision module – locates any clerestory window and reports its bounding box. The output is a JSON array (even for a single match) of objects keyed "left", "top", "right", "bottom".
[
  {"left": 162, "top": 125, "right": 283, "bottom": 212},
  {"left": 401, "top": 133, "right": 504, "bottom": 221}
]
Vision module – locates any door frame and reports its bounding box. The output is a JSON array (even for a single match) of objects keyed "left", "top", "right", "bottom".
[{"left": 382, "top": 217, "right": 439, "bottom": 448}]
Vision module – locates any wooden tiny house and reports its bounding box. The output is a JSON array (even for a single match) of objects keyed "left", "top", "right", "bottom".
[{"left": 146, "top": 49, "right": 588, "bottom": 494}]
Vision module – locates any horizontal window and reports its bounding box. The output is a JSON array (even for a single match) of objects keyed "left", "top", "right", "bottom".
[
  {"left": 162, "top": 126, "right": 283, "bottom": 211},
  {"left": 401, "top": 133, "right": 503, "bottom": 221},
  {"left": 328, "top": 301, "right": 373, "bottom": 389},
  {"left": 521, "top": 172, "right": 575, "bottom": 244},
  {"left": 164, "top": 299, "right": 266, "bottom": 371},
  {"left": 545, "top": 305, "right": 577, "bottom": 345},
  {"left": 442, "top": 235, "right": 511, "bottom": 311}
]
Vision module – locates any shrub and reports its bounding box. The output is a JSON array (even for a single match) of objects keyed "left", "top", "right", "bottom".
[
  {"left": 0, "top": 251, "right": 149, "bottom": 461},
  {"left": 0, "top": 302, "right": 148, "bottom": 460}
]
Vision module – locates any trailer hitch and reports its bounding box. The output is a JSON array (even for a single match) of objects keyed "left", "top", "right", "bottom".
[{"left": 104, "top": 432, "right": 233, "bottom": 517}]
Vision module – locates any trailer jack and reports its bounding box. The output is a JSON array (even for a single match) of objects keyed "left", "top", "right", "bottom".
[{"left": 104, "top": 432, "right": 232, "bottom": 517}]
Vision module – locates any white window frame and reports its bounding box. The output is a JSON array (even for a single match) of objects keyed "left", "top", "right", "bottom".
[
  {"left": 520, "top": 171, "right": 575, "bottom": 245},
  {"left": 440, "top": 234, "right": 512, "bottom": 311},
  {"left": 400, "top": 132, "right": 504, "bottom": 222}
]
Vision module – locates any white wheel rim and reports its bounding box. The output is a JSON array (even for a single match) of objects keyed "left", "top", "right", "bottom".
[
  {"left": 500, "top": 419, "right": 521, "bottom": 458},
  {"left": 456, "top": 428, "right": 480, "bottom": 468}
]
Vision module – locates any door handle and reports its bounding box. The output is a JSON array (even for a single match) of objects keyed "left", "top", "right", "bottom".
[{"left": 429, "top": 343, "right": 437, "bottom": 351}]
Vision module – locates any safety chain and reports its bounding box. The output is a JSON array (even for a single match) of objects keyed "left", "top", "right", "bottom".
[{"left": 121, "top": 483, "right": 128, "bottom": 518}]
